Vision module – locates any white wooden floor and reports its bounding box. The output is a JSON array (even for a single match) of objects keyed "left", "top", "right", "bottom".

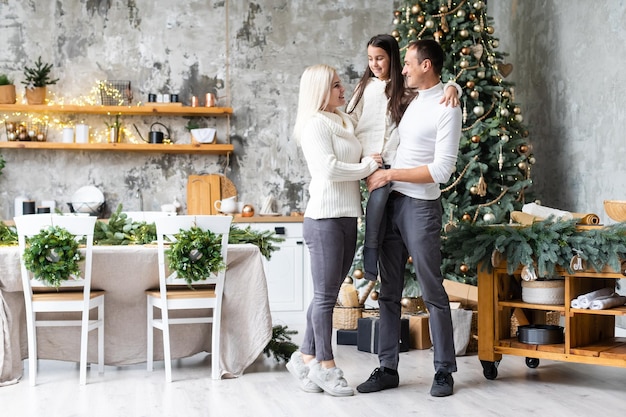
[{"left": 1, "top": 330, "right": 625, "bottom": 417}]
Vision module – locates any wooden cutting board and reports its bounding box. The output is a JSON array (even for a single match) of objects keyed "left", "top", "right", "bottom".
[{"left": 187, "top": 174, "right": 237, "bottom": 214}]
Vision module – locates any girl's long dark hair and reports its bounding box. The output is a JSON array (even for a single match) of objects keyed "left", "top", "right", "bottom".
[{"left": 347, "top": 34, "right": 412, "bottom": 126}]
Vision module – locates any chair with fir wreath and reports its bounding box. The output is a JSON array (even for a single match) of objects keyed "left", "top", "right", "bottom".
[
  {"left": 146, "top": 214, "right": 232, "bottom": 382},
  {"left": 14, "top": 213, "right": 104, "bottom": 386}
]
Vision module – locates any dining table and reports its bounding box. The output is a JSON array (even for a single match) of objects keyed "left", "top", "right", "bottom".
[{"left": 0, "top": 243, "right": 273, "bottom": 386}]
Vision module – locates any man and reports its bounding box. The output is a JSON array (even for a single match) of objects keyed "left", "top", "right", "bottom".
[{"left": 357, "top": 39, "right": 462, "bottom": 397}]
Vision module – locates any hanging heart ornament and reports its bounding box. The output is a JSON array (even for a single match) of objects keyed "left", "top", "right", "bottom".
[
  {"left": 471, "top": 44, "right": 484, "bottom": 59},
  {"left": 498, "top": 63, "right": 514, "bottom": 78}
]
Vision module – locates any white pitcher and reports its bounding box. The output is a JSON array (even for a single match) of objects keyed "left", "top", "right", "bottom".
[{"left": 214, "top": 196, "right": 237, "bottom": 213}]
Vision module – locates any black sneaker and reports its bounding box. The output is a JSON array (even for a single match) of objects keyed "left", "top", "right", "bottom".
[
  {"left": 430, "top": 371, "right": 454, "bottom": 397},
  {"left": 356, "top": 367, "right": 399, "bottom": 393}
]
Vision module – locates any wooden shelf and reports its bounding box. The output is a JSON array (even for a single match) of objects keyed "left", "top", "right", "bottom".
[
  {"left": 499, "top": 299, "right": 566, "bottom": 311},
  {"left": 0, "top": 141, "right": 233, "bottom": 155},
  {"left": 0, "top": 103, "right": 233, "bottom": 117}
]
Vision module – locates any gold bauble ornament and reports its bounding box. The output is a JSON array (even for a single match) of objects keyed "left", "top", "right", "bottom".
[
  {"left": 502, "top": 90, "right": 510, "bottom": 98},
  {"left": 500, "top": 108, "right": 510, "bottom": 117},
  {"left": 470, "top": 186, "right": 478, "bottom": 195},
  {"left": 242, "top": 204, "right": 255, "bottom": 217},
  {"left": 462, "top": 213, "right": 472, "bottom": 221},
  {"left": 459, "top": 59, "right": 469, "bottom": 69},
  {"left": 391, "top": 30, "right": 400, "bottom": 38},
  {"left": 486, "top": 26, "right": 495, "bottom": 34},
  {"left": 457, "top": 9, "right": 466, "bottom": 18},
  {"left": 519, "top": 144, "right": 529, "bottom": 154},
  {"left": 461, "top": 47, "right": 471, "bottom": 55},
  {"left": 528, "top": 156, "right": 536, "bottom": 165},
  {"left": 492, "top": 39, "right": 499, "bottom": 48},
  {"left": 460, "top": 264, "right": 469, "bottom": 274},
  {"left": 513, "top": 106, "right": 522, "bottom": 114},
  {"left": 466, "top": 80, "right": 475, "bottom": 89},
  {"left": 500, "top": 134, "right": 509, "bottom": 143},
  {"left": 401, "top": 297, "right": 411, "bottom": 308},
  {"left": 439, "top": 5, "right": 449, "bottom": 13},
  {"left": 408, "top": 28, "right": 417, "bottom": 37},
  {"left": 473, "top": 24, "right": 482, "bottom": 33},
  {"left": 468, "top": 13, "right": 476, "bottom": 20},
  {"left": 393, "top": 18, "right": 400, "bottom": 25},
  {"left": 487, "top": 55, "right": 495, "bottom": 64},
  {"left": 477, "top": 70, "right": 486, "bottom": 79},
  {"left": 394, "top": 10, "right": 402, "bottom": 17},
  {"left": 473, "top": 1, "right": 484, "bottom": 10},
  {"left": 515, "top": 114, "right": 524, "bottom": 122},
  {"left": 470, "top": 90, "right": 479, "bottom": 99},
  {"left": 352, "top": 269, "right": 364, "bottom": 280},
  {"left": 407, "top": 256, "right": 413, "bottom": 264},
  {"left": 425, "top": 19, "right": 435, "bottom": 28},
  {"left": 370, "top": 290, "right": 379, "bottom": 301},
  {"left": 459, "top": 29, "right": 469, "bottom": 38},
  {"left": 344, "top": 276, "right": 354, "bottom": 285},
  {"left": 471, "top": 134, "right": 480, "bottom": 143},
  {"left": 518, "top": 161, "right": 528, "bottom": 171},
  {"left": 523, "top": 130, "right": 530, "bottom": 137},
  {"left": 411, "top": 4, "right": 421, "bottom": 14},
  {"left": 417, "top": 15, "right": 425, "bottom": 24}
]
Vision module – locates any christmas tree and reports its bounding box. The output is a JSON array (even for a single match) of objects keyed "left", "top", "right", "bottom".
[{"left": 349, "top": 0, "right": 534, "bottom": 295}]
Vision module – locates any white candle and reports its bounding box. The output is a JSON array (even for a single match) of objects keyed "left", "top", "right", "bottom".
[
  {"left": 75, "top": 124, "right": 89, "bottom": 143},
  {"left": 62, "top": 127, "right": 74, "bottom": 143}
]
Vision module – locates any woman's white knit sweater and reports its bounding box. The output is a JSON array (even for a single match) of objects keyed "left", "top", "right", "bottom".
[{"left": 300, "top": 110, "right": 379, "bottom": 219}]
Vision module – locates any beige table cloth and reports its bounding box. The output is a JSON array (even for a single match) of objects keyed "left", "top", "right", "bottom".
[{"left": 0, "top": 244, "right": 272, "bottom": 385}]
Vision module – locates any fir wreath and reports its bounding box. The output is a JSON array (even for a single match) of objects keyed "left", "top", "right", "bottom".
[
  {"left": 23, "top": 225, "right": 83, "bottom": 289},
  {"left": 166, "top": 227, "right": 226, "bottom": 286}
]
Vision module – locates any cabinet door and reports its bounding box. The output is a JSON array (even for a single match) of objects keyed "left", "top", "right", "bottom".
[{"left": 263, "top": 237, "right": 305, "bottom": 311}]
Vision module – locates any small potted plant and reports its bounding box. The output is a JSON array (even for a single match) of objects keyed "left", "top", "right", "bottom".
[
  {"left": 0, "top": 73, "right": 16, "bottom": 104},
  {"left": 21, "top": 56, "right": 59, "bottom": 105}
]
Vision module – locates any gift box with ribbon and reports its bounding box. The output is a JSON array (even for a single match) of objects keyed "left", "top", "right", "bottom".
[{"left": 357, "top": 317, "right": 409, "bottom": 354}]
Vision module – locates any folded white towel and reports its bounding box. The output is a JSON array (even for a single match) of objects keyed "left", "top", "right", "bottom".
[
  {"left": 590, "top": 295, "right": 626, "bottom": 310},
  {"left": 570, "top": 298, "right": 581, "bottom": 309},
  {"left": 578, "top": 287, "right": 615, "bottom": 309}
]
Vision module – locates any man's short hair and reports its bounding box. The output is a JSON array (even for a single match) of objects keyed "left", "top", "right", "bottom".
[{"left": 407, "top": 39, "right": 444, "bottom": 76}]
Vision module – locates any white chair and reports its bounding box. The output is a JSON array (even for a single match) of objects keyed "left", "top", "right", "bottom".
[
  {"left": 121, "top": 211, "right": 176, "bottom": 223},
  {"left": 146, "top": 215, "right": 232, "bottom": 382},
  {"left": 14, "top": 213, "right": 104, "bottom": 386}
]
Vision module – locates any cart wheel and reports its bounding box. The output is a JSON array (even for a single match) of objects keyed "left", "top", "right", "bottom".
[
  {"left": 480, "top": 360, "right": 499, "bottom": 380},
  {"left": 525, "top": 357, "right": 540, "bottom": 368}
]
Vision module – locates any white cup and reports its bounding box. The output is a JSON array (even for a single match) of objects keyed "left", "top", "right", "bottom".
[
  {"left": 214, "top": 196, "right": 237, "bottom": 213},
  {"left": 62, "top": 127, "right": 74, "bottom": 143}
]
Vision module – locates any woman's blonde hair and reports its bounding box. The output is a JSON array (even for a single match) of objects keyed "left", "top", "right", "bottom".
[{"left": 293, "top": 64, "right": 336, "bottom": 144}]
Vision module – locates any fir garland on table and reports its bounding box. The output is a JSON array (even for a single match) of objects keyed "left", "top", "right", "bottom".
[
  {"left": 23, "top": 225, "right": 83, "bottom": 289},
  {"left": 166, "top": 227, "right": 226, "bottom": 286},
  {"left": 0, "top": 222, "right": 17, "bottom": 246},
  {"left": 94, "top": 204, "right": 156, "bottom": 245},
  {"left": 228, "top": 225, "right": 284, "bottom": 260},
  {"left": 442, "top": 218, "right": 626, "bottom": 284}
]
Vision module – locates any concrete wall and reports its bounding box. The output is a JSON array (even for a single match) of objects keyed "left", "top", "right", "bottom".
[
  {"left": 0, "top": 0, "right": 624, "bottom": 221},
  {"left": 490, "top": 0, "right": 626, "bottom": 221}
]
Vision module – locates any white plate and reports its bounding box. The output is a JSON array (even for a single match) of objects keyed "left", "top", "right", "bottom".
[
  {"left": 71, "top": 185, "right": 104, "bottom": 204},
  {"left": 259, "top": 213, "right": 280, "bottom": 216},
  {"left": 70, "top": 185, "right": 105, "bottom": 213}
]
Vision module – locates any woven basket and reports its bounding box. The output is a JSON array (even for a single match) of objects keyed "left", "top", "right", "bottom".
[
  {"left": 521, "top": 279, "right": 565, "bottom": 305},
  {"left": 332, "top": 306, "right": 363, "bottom": 330},
  {"left": 362, "top": 308, "right": 380, "bottom": 318}
]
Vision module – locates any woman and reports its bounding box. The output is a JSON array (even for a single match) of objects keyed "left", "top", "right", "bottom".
[
  {"left": 286, "top": 64, "right": 381, "bottom": 397},
  {"left": 347, "top": 34, "right": 461, "bottom": 281}
]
